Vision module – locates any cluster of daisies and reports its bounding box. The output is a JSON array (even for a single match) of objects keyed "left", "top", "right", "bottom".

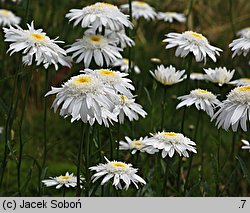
[{"left": 2, "top": 0, "right": 250, "bottom": 193}]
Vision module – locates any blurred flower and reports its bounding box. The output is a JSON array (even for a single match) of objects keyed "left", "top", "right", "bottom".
[
  {"left": 0, "top": 127, "right": 3, "bottom": 134},
  {"left": 212, "top": 85, "right": 250, "bottom": 131},
  {"left": 237, "top": 27, "right": 250, "bottom": 37},
  {"left": 114, "top": 95, "right": 147, "bottom": 124},
  {"left": 42, "top": 172, "right": 84, "bottom": 189},
  {"left": 0, "top": 9, "right": 20, "bottom": 27},
  {"left": 120, "top": 1, "right": 157, "bottom": 21},
  {"left": 157, "top": 12, "right": 186, "bottom": 23},
  {"left": 241, "top": 139, "right": 250, "bottom": 150},
  {"left": 66, "top": 2, "right": 132, "bottom": 31},
  {"left": 203, "top": 67, "right": 235, "bottom": 86},
  {"left": 45, "top": 73, "right": 118, "bottom": 127},
  {"left": 119, "top": 136, "right": 158, "bottom": 154},
  {"left": 112, "top": 58, "right": 141, "bottom": 74},
  {"left": 66, "top": 33, "right": 122, "bottom": 68},
  {"left": 89, "top": 157, "right": 146, "bottom": 190},
  {"left": 150, "top": 64, "right": 186, "bottom": 86},
  {"left": 3, "top": 21, "right": 71, "bottom": 70},
  {"left": 150, "top": 57, "right": 162, "bottom": 64},
  {"left": 84, "top": 68, "right": 134, "bottom": 97},
  {"left": 163, "top": 31, "right": 222, "bottom": 63},
  {"left": 229, "top": 31, "right": 250, "bottom": 57},
  {"left": 145, "top": 131, "right": 197, "bottom": 158},
  {"left": 230, "top": 78, "right": 250, "bottom": 86},
  {"left": 190, "top": 72, "right": 207, "bottom": 81},
  {"left": 176, "top": 89, "right": 221, "bottom": 117}
]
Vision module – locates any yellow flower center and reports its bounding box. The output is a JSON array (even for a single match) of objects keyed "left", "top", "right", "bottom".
[
  {"left": 74, "top": 76, "right": 92, "bottom": 84},
  {"left": 0, "top": 9, "right": 10, "bottom": 15},
  {"left": 122, "top": 58, "right": 129, "bottom": 64},
  {"left": 197, "top": 89, "right": 210, "bottom": 94},
  {"left": 163, "top": 132, "right": 177, "bottom": 137},
  {"left": 92, "top": 2, "right": 116, "bottom": 9},
  {"left": 59, "top": 176, "right": 72, "bottom": 181},
  {"left": 31, "top": 33, "right": 45, "bottom": 40},
  {"left": 119, "top": 95, "right": 128, "bottom": 102},
  {"left": 99, "top": 69, "right": 116, "bottom": 76},
  {"left": 89, "top": 35, "right": 102, "bottom": 43},
  {"left": 131, "top": 141, "right": 143, "bottom": 148},
  {"left": 134, "top": 1, "right": 147, "bottom": 6},
  {"left": 191, "top": 32, "right": 204, "bottom": 39},
  {"left": 239, "top": 85, "right": 250, "bottom": 92},
  {"left": 112, "top": 162, "right": 127, "bottom": 168}
]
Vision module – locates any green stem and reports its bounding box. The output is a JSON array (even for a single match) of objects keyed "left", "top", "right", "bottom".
[
  {"left": 62, "top": 187, "right": 66, "bottom": 197},
  {"left": 42, "top": 70, "right": 49, "bottom": 169},
  {"left": 162, "top": 159, "right": 169, "bottom": 196},
  {"left": 76, "top": 123, "right": 84, "bottom": 197},
  {"left": 216, "top": 129, "right": 221, "bottom": 196},
  {"left": 109, "top": 128, "right": 114, "bottom": 159},
  {"left": 184, "top": 110, "right": 201, "bottom": 195},
  {"left": 17, "top": 70, "right": 33, "bottom": 195},
  {"left": 85, "top": 125, "right": 90, "bottom": 197},
  {"left": 161, "top": 87, "right": 167, "bottom": 130},
  {"left": 116, "top": 123, "right": 120, "bottom": 159},
  {"left": 177, "top": 157, "right": 183, "bottom": 194},
  {"left": 229, "top": 0, "right": 236, "bottom": 37}
]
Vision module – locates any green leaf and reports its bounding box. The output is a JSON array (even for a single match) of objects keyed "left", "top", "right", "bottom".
[{"left": 236, "top": 155, "right": 250, "bottom": 185}]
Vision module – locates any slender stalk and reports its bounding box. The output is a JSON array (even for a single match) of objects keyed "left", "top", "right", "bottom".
[
  {"left": 128, "top": 0, "right": 133, "bottom": 72},
  {"left": 85, "top": 125, "right": 90, "bottom": 197},
  {"left": 216, "top": 129, "right": 221, "bottom": 196},
  {"left": 97, "top": 125, "right": 102, "bottom": 162},
  {"left": 184, "top": 110, "right": 201, "bottom": 195},
  {"left": 17, "top": 70, "right": 33, "bottom": 195},
  {"left": 161, "top": 87, "right": 167, "bottom": 130},
  {"left": 162, "top": 159, "right": 169, "bottom": 196},
  {"left": 176, "top": 157, "right": 183, "bottom": 193},
  {"left": 116, "top": 123, "right": 120, "bottom": 159},
  {"left": 42, "top": 70, "right": 49, "bottom": 169},
  {"left": 62, "top": 187, "right": 66, "bottom": 197},
  {"left": 109, "top": 128, "right": 114, "bottom": 159},
  {"left": 76, "top": 123, "right": 85, "bottom": 197},
  {"left": 180, "top": 56, "right": 193, "bottom": 133}
]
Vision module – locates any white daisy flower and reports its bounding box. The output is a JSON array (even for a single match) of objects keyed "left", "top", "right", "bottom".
[
  {"left": 42, "top": 172, "right": 84, "bottom": 189},
  {"left": 229, "top": 31, "right": 250, "bottom": 57},
  {"left": 120, "top": 1, "right": 157, "bottom": 21},
  {"left": 84, "top": 68, "right": 135, "bottom": 97},
  {"left": 163, "top": 31, "right": 222, "bottom": 63},
  {"left": 157, "top": 12, "right": 186, "bottom": 23},
  {"left": 190, "top": 72, "right": 207, "bottom": 81},
  {"left": 212, "top": 85, "right": 250, "bottom": 132},
  {"left": 0, "top": 9, "right": 20, "bottom": 27},
  {"left": 112, "top": 58, "right": 141, "bottom": 74},
  {"left": 241, "top": 139, "right": 250, "bottom": 150},
  {"left": 45, "top": 73, "right": 118, "bottom": 127},
  {"left": 230, "top": 78, "right": 250, "bottom": 86},
  {"left": 3, "top": 21, "right": 71, "bottom": 70},
  {"left": 237, "top": 27, "right": 250, "bottom": 37},
  {"left": 150, "top": 64, "right": 186, "bottom": 86},
  {"left": 145, "top": 131, "right": 197, "bottom": 158},
  {"left": 176, "top": 89, "right": 221, "bottom": 117},
  {"left": 113, "top": 95, "right": 147, "bottom": 124},
  {"left": 66, "top": 2, "right": 132, "bottom": 31},
  {"left": 203, "top": 67, "right": 235, "bottom": 86},
  {"left": 119, "top": 136, "right": 158, "bottom": 154},
  {"left": 89, "top": 157, "right": 146, "bottom": 190},
  {"left": 66, "top": 33, "right": 122, "bottom": 68}
]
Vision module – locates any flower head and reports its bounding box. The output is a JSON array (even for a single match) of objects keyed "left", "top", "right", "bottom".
[
  {"left": 0, "top": 9, "right": 20, "bottom": 27},
  {"left": 176, "top": 89, "right": 221, "bottom": 117},
  {"left": 120, "top": 1, "right": 157, "bottom": 21},
  {"left": 84, "top": 68, "right": 135, "bottom": 97},
  {"left": 66, "top": 2, "right": 132, "bottom": 31},
  {"left": 42, "top": 172, "right": 84, "bottom": 189},
  {"left": 66, "top": 33, "right": 122, "bottom": 68},
  {"left": 229, "top": 31, "right": 250, "bottom": 57},
  {"left": 230, "top": 78, "right": 250, "bottom": 86},
  {"left": 3, "top": 21, "right": 71, "bottom": 70},
  {"left": 163, "top": 31, "right": 222, "bottom": 63},
  {"left": 45, "top": 73, "right": 118, "bottom": 127},
  {"left": 212, "top": 85, "right": 250, "bottom": 131},
  {"left": 150, "top": 64, "right": 186, "bottom": 86},
  {"left": 237, "top": 27, "right": 250, "bottom": 37},
  {"left": 89, "top": 157, "right": 146, "bottom": 190},
  {"left": 119, "top": 136, "right": 158, "bottom": 154},
  {"left": 113, "top": 95, "right": 147, "bottom": 124},
  {"left": 157, "top": 12, "right": 186, "bottom": 23},
  {"left": 145, "top": 131, "right": 197, "bottom": 158},
  {"left": 203, "top": 67, "right": 235, "bottom": 86},
  {"left": 112, "top": 58, "right": 141, "bottom": 74}
]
